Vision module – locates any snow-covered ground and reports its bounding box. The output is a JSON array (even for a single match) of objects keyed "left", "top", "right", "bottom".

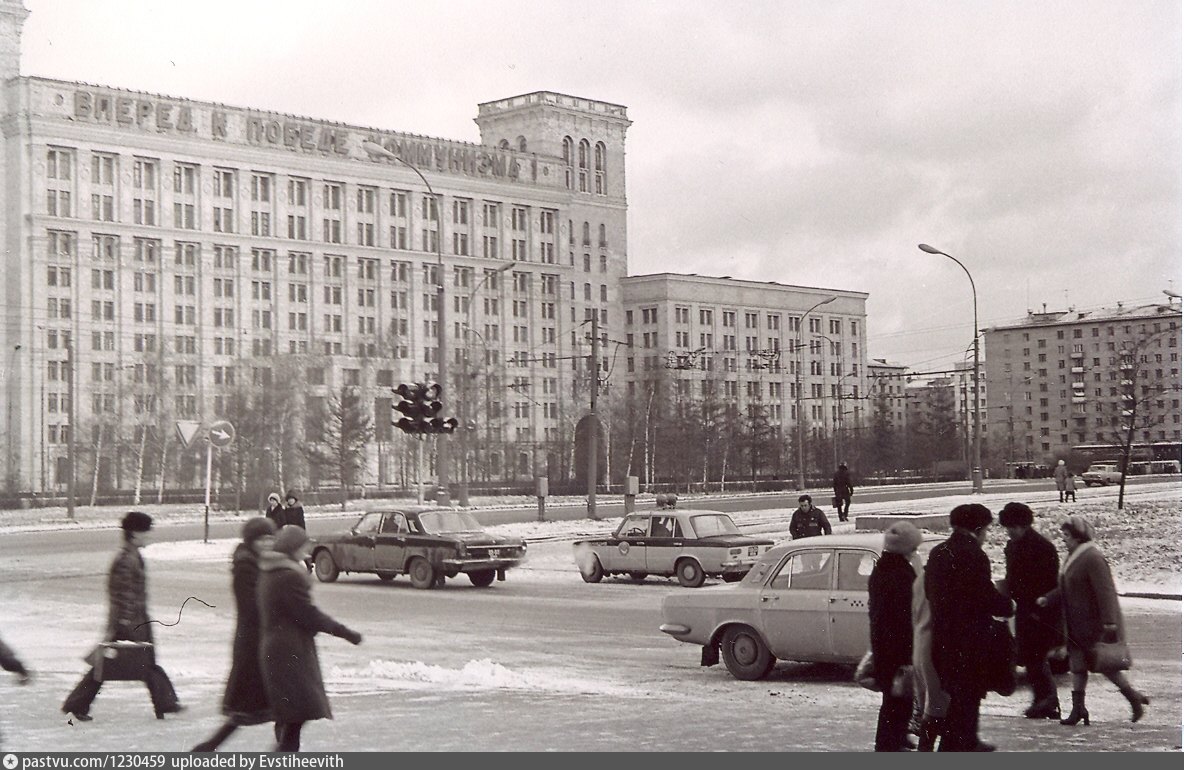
[{"left": 0, "top": 482, "right": 1179, "bottom": 751}]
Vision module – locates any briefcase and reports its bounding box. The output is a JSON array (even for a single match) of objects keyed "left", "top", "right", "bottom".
[{"left": 85, "top": 641, "right": 154, "bottom": 682}]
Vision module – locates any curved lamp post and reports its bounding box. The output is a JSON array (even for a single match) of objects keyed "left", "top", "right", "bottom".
[
  {"left": 796, "top": 295, "right": 837, "bottom": 489},
  {"left": 363, "top": 141, "right": 450, "bottom": 506},
  {"left": 918, "top": 243, "right": 983, "bottom": 493},
  {"left": 458, "top": 261, "right": 514, "bottom": 506}
]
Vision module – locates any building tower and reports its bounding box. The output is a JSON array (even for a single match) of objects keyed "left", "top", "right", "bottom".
[{"left": 0, "top": 0, "right": 28, "bottom": 81}]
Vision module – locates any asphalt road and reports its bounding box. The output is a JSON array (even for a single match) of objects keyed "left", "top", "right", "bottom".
[{"left": 0, "top": 524, "right": 1178, "bottom": 752}]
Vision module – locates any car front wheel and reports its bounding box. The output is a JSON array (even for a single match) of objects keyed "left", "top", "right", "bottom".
[
  {"left": 721, "top": 625, "right": 775, "bottom": 680},
  {"left": 408, "top": 557, "right": 438, "bottom": 590},
  {"left": 580, "top": 554, "right": 604, "bottom": 583},
  {"left": 313, "top": 550, "right": 339, "bottom": 583},
  {"left": 676, "top": 558, "right": 705, "bottom": 588},
  {"left": 468, "top": 569, "right": 496, "bottom": 587}
]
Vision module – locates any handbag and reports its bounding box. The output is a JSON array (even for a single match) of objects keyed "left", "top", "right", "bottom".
[
  {"left": 854, "top": 650, "right": 878, "bottom": 691},
  {"left": 831, "top": 496, "right": 840, "bottom": 509},
  {"left": 1089, "top": 641, "right": 1132, "bottom": 673},
  {"left": 84, "top": 641, "right": 154, "bottom": 682},
  {"left": 984, "top": 618, "right": 1017, "bottom": 696}
]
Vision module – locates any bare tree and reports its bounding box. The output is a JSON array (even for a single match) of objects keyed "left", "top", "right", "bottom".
[
  {"left": 304, "top": 384, "right": 375, "bottom": 509},
  {"left": 1103, "top": 329, "right": 1182, "bottom": 509}
]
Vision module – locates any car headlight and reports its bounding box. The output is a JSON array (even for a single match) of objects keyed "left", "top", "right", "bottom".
[
  {"left": 457, "top": 544, "right": 467, "bottom": 558},
  {"left": 729, "top": 548, "right": 742, "bottom": 556}
]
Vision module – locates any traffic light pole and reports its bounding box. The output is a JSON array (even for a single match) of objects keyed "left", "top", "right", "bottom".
[{"left": 587, "top": 313, "right": 600, "bottom": 520}]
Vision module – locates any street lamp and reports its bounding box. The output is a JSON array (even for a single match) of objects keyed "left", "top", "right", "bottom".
[
  {"left": 458, "top": 261, "right": 514, "bottom": 506},
  {"left": 918, "top": 243, "right": 983, "bottom": 493},
  {"left": 363, "top": 141, "right": 451, "bottom": 506},
  {"left": 796, "top": 295, "right": 837, "bottom": 489}
]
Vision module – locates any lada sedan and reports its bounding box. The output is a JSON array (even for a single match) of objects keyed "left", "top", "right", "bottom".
[
  {"left": 659, "top": 532, "right": 943, "bottom": 679},
  {"left": 573, "top": 509, "right": 774, "bottom": 588},
  {"left": 310, "top": 508, "right": 527, "bottom": 589}
]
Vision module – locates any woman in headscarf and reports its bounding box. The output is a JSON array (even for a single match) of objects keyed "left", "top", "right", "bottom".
[
  {"left": 258, "top": 526, "right": 363, "bottom": 752},
  {"left": 192, "top": 517, "right": 277, "bottom": 752},
  {"left": 868, "top": 521, "right": 922, "bottom": 751},
  {"left": 1038, "top": 515, "right": 1149, "bottom": 726}
]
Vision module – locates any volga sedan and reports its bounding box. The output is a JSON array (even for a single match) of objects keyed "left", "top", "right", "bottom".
[
  {"left": 659, "top": 532, "right": 942, "bottom": 679},
  {"left": 310, "top": 508, "right": 527, "bottom": 589},
  {"left": 573, "top": 509, "right": 774, "bottom": 587}
]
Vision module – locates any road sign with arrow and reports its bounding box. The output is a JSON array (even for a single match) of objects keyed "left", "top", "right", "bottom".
[{"left": 208, "top": 420, "right": 236, "bottom": 448}]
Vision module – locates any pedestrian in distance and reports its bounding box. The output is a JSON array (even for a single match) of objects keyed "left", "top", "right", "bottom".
[
  {"left": 832, "top": 463, "right": 855, "bottom": 522},
  {"left": 1, "top": 631, "right": 31, "bottom": 748},
  {"left": 265, "top": 493, "right": 286, "bottom": 530},
  {"left": 1063, "top": 471, "right": 1077, "bottom": 503},
  {"left": 869, "top": 521, "right": 922, "bottom": 752},
  {"left": 1038, "top": 515, "right": 1150, "bottom": 726},
  {"left": 789, "top": 494, "right": 832, "bottom": 540},
  {"left": 283, "top": 492, "right": 307, "bottom": 531},
  {"left": 192, "top": 517, "right": 278, "bottom": 753},
  {"left": 258, "top": 526, "right": 363, "bottom": 752},
  {"left": 62, "top": 512, "right": 184, "bottom": 722},
  {"left": 909, "top": 541, "right": 949, "bottom": 752},
  {"left": 924, "top": 504, "right": 1014, "bottom": 752},
  {"left": 998, "top": 502, "right": 1062, "bottom": 720},
  {"left": 1054, "top": 460, "right": 1070, "bottom": 502}
]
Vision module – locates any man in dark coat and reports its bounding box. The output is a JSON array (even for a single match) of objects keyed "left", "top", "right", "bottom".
[
  {"left": 258, "top": 526, "right": 362, "bottom": 752},
  {"left": 265, "top": 493, "right": 286, "bottom": 529},
  {"left": 192, "top": 517, "right": 278, "bottom": 752},
  {"left": 869, "top": 521, "right": 922, "bottom": 751},
  {"left": 283, "top": 492, "right": 307, "bottom": 530},
  {"left": 832, "top": 463, "right": 855, "bottom": 522},
  {"left": 999, "top": 502, "right": 1061, "bottom": 719},
  {"left": 924, "top": 504, "right": 1014, "bottom": 752},
  {"left": 789, "top": 495, "right": 832, "bottom": 540},
  {"left": 62, "top": 512, "right": 183, "bottom": 722}
]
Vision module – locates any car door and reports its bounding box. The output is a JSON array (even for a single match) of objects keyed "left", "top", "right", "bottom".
[
  {"left": 340, "top": 512, "right": 381, "bottom": 573},
  {"left": 374, "top": 512, "right": 409, "bottom": 572},
  {"left": 608, "top": 514, "right": 649, "bottom": 572},
  {"left": 829, "top": 549, "right": 878, "bottom": 661},
  {"left": 645, "top": 514, "right": 680, "bottom": 573},
  {"left": 758, "top": 549, "right": 834, "bottom": 661}
]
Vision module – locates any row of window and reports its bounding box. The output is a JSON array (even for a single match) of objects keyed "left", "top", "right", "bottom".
[
  {"left": 46, "top": 148, "right": 613, "bottom": 259},
  {"left": 629, "top": 307, "right": 859, "bottom": 336}
]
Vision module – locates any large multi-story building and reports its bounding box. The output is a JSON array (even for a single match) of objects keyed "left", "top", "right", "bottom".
[
  {"left": 0, "top": 1, "right": 873, "bottom": 496},
  {"left": 867, "top": 358, "right": 909, "bottom": 434},
  {"left": 619, "top": 273, "right": 868, "bottom": 482},
  {"left": 0, "top": 0, "right": 641, "bottom": 492},
  {"left": 982, "top": 301, "right": 1182, "bottom": 465}
]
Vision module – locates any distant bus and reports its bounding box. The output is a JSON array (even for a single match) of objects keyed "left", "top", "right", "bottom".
[{"left": 1072, "top": 442, "right": 1181, "bottom": 474}]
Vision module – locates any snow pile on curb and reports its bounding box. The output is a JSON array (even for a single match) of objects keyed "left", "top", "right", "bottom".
[{"left": 330, "top": 658, "right": 635, "bottom": 697}]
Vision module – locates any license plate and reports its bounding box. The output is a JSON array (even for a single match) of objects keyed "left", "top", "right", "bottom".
[
  {"left": 748, "top": 546, "right": 759, "bottom": 556},
  {"left": 489, "top": 549, "right": 501, "bottom": 558}
]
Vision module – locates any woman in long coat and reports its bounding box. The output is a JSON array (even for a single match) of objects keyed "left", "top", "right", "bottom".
[
  {"left": 258, "top": 526, "right": 362, "bottom": 752},
  {"left": 192, "top": 518, "right": 277, "bottom": 752},
  {"left": 868, "top": 522, "right": 921, "bottom": 751},
  {"left": 910, "top": 549, "right": 949, "bottom": 751},
  {"left": 1039, "top": 515, "right": 1149, "bottom": 725}
]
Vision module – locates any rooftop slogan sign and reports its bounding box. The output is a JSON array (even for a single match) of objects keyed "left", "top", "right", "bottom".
[{"left": 69, "top": 87, "right": 529, "bottom": 182}]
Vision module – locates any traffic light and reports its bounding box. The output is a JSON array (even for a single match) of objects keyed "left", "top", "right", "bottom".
[{"left": 392, "top": 382, "right": 458, "bottom": 435}]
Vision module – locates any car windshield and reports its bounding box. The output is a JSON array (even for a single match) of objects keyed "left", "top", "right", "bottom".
[
  {"left": 418, "top": 511, "right": 484, "bottom": 534},
  {"left": 689, "top": 514, "right": 741, "bottom": 537}
]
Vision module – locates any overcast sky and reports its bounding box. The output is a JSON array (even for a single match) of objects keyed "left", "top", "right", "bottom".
[{"left": 19, "top": 0, "right": 1181, "bottom": 372}]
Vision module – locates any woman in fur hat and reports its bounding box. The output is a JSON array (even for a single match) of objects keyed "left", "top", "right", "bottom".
[{"left": 192, "top": 517, "right": 278, "bottom": 752}]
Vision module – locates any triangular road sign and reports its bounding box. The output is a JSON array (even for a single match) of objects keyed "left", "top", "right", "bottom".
[{"left": 176, "top": 420, "right": 203, "bottom": 449}]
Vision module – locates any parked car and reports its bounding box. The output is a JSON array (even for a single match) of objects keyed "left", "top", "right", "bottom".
[
  {"left": 573, "top": 509, "right": 774, "bottom": 588},
  {"left": 309, "top": 508, "right": 527, "bottom": 589},
  {"left": 659, "top": 532, "right": 943, "bottom": 680},
  {"left": 1081, "top": 463, "right": 1123, "bottom": 486}
]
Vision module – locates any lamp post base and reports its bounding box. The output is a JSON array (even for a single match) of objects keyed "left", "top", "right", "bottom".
[
  {"left": 971, "top": 468, "right": 984, "bottom": 493},
  {"left": 435, "top": 489, "right": 451, "bottom": 507}
]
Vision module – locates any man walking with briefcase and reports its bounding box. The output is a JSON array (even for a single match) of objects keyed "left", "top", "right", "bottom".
[{"left": 62, "top": 512, "right": 184, "bottom": 722}]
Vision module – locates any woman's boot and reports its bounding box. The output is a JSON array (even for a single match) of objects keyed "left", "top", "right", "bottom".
[
  {"left": 917, "top": 716, "right": 944, "bottom": 752},
  {"left": 1119, "top": 685, "right": 1149, "bottom": 723},
  {"left": 1059, "top": 691, "right": 1089, "bottom": 726},
  {"left": 192, "top": 722, "right": 237, "bottom": 752}
]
